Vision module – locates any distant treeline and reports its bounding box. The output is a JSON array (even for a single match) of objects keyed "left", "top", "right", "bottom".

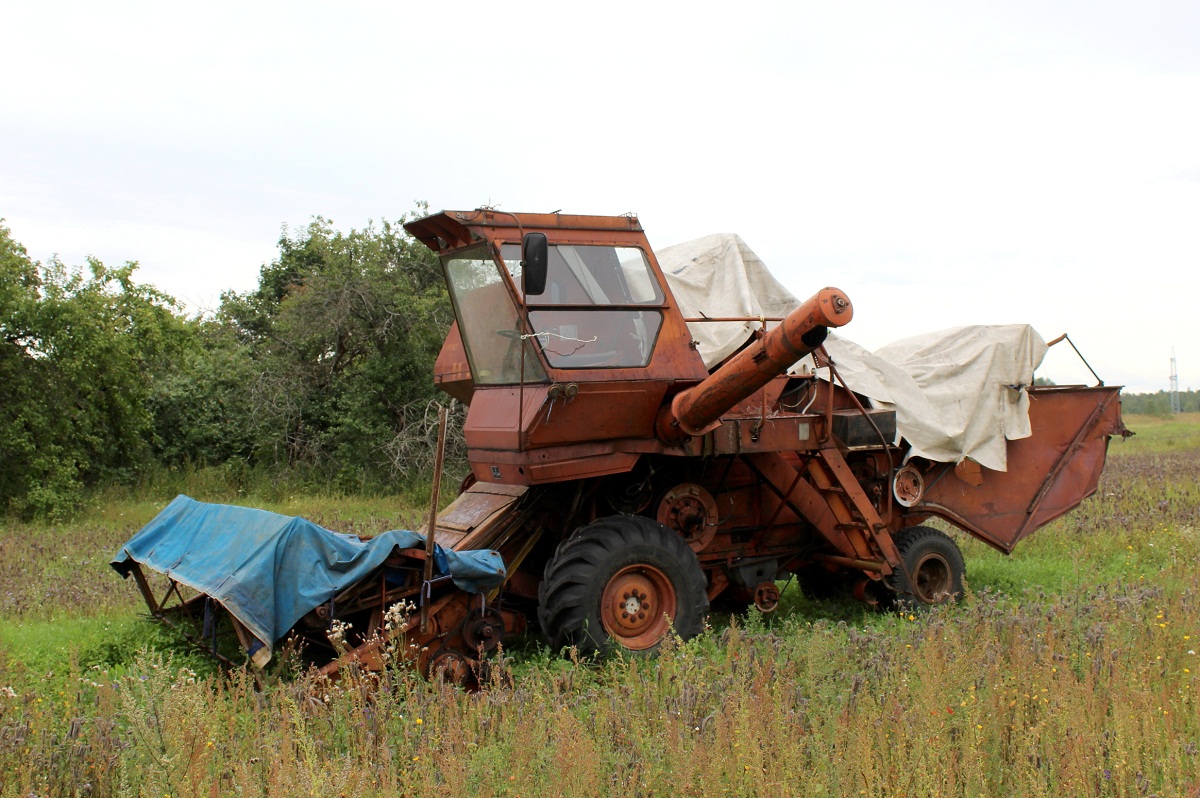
[
  {"left": 1120, "top": 389, "right": 1200, "bottom": 415},
  {"left": 1, "top": 213, "right": 457, "bottom": 517}
]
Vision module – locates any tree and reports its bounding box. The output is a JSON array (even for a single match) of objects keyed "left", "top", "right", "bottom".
[
  {"left": 1119, "top": 389, "right": 1200, "bottom": 415},
  {"left": 0, "top": 222, "right": 188, "bottom": 516},
  {"left": 0, "top": 210, "right": 457, "bottom": 515},
  {"left": 214, "top": 214, "right": 454, "bottom": 486}
]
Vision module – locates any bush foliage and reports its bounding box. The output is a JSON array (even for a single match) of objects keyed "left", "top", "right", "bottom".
[
  {"left": 0, "top": 214, "right": 455, "bottom": 517},
  {"left": 0, "top": 223, "right": 187, "bottom": 516}
]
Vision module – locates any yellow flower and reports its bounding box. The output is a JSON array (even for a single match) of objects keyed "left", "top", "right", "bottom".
[{"left": 415, "top": 717, "right": 423, "bottom": 725}]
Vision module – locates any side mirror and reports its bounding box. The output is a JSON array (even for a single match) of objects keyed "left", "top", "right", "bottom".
[{"left": 522, "top": 232, "right": 548, "bottom": 296}]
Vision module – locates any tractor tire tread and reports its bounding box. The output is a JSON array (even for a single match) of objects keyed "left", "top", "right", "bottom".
[{"left": 537, "top": 515, "right": 708, "bottom": 657}]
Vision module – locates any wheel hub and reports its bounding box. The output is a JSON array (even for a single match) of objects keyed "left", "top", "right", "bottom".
[
  {"left": 657, "top": 484, "right": 718, "bottom": 552},
  {"left": 913, "top": 552, "right": 952, "bottom": 603},
  {"left": 600, "top": 565, "right": 677, "bottom": 650},
  {"left": 423, "top": 648, "right": 476, "bottom": 688}
]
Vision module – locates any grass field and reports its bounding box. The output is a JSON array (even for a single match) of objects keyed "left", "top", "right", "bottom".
[{"left": 1, "top": 413, "right": 1197, "bottom": 797}]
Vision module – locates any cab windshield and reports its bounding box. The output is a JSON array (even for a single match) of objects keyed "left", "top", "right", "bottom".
[
  {"left": 443, "top": 246, "right": 547, "bottom": 385},
  {"left": 499, "top": 244, "right": 664, "bottom": 369}
]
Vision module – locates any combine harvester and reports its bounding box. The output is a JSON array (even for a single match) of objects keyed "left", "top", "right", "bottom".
[{"left": 113, "top": 209, "right": 1128, "bottom": 686}]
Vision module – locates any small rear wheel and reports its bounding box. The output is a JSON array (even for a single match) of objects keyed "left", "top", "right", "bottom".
[
  {"left": 538, "top": 515, "right": 708, "bottom": 658},
  {"left": 886, "top": 526, "right": 965, "bottom": 607}
]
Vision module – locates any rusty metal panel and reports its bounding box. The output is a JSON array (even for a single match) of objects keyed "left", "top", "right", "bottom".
[
  {"left": 911, "top": 386, "right": 1124, "bottom": 553},
  {"left": 526, "top": 451, "right": 640, "bottom": 483},
  {"left": 463, "top": 387, "right": 548, "bottom": 451},
  {"left": 525, "top": 384, "right": 665, "bottom": 447},
  {"left": 430, "top": 483, "right": 528, "bottom": 548},
  {"left": 433, "top": 321, "right": 474, "bottom": 406},
  {"left": 409, "top": 209, "right": 645, "bottom": 238}
]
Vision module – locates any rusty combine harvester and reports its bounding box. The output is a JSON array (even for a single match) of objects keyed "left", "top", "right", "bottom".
[{"left": 114, "top": 209, "right": 1128, "bottom": 686}]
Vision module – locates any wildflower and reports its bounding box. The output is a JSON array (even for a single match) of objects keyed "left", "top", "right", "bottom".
[
  {"left": 415, "top": 717, "right": 423, "bottom": 725},
  {"left": 384, "top": 600, "right": 416, "bottom": 634}
]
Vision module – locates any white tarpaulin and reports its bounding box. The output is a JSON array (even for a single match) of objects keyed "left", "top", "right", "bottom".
[
  {"left": 655, "top": 234, "right": 1048, "bottom": 472},
  {"left": 656, "top": 234, "right": 800, "bottom": 368}
]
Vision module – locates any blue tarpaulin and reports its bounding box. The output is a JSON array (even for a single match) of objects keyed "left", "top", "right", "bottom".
[{"left": 111, "top": 495, "right": 506, "bottom": 654}]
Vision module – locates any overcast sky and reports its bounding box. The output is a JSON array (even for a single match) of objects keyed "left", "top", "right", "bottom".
[{"left": 3, "top": 1, "right": 1197, "bottom": 393}]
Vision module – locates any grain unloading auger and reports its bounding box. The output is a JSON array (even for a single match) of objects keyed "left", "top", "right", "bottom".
[{"left": 113, "top": 209, "right": 1128, "bottom": 686}]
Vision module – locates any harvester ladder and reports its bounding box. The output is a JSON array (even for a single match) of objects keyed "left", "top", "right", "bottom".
[{"left": 811, "top": 444, "right": 902, "bottom": 569}]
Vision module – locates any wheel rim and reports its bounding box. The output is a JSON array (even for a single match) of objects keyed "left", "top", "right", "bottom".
[
  {"left": 911, "top": 552, "right": 953, "bottom": 604},
  {"left": 424, "top": 648, "right": 476, "bottom": 688},
  {"left": 600, "top": 564, "right": 677, "bottom": 650}
]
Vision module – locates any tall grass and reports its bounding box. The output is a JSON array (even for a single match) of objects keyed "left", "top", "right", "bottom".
[{"left": 1, "top": 413, "right": 1197, "bottom": 797}]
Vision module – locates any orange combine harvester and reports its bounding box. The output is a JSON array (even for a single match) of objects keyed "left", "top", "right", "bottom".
[{"left": 115, "top": 208, "right": 1128, "bottom": 686}]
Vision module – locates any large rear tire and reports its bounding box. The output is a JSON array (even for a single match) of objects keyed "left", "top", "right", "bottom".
[
  {"left": 538, "top": 515, "right": 708, "bottom": 658},
  {"left": 886, "top": 526, "right": 965, "bottom": 607}
]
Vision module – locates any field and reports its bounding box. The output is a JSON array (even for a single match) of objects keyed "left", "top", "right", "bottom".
[{"left": 1, "top": 413, "right": 1198, "bottom": 797}]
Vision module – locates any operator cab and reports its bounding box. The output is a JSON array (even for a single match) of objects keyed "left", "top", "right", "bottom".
[{"left": 423, "top": 212, "right": 696, "bottom": 389}]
